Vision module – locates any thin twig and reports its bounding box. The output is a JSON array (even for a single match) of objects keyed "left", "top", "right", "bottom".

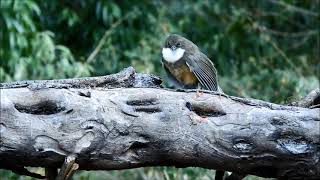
[
  {"left": 257, "top": 26, "right": 318, "bottom": 38},
  {"left": 247, "top": 17, "right": 303, "bottom": 76},
  {"left": 268, "top": 39, "right": 302, "bottom": 76},
  {"left": 86, "top": 12, "right": 134, "bottom": 64},
  {"left": 268, "top": 0, "right": 319, "bottom": 17}
]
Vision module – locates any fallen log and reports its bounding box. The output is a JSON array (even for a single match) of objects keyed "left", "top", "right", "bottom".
[{"left": 0, "top": 67, "right": 319, "bottom": 179}]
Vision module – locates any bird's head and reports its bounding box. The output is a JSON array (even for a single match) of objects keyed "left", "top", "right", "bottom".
[
  {"left": 162, "top": 34, "right": 195, "bottom": 63},
  {"left": 164, "top": 34, "right": 185, "bottom": 50}
]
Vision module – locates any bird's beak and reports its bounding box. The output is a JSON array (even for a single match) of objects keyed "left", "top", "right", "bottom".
[{"left": 171, "top": 45, "right": 177, "bottom": 51}]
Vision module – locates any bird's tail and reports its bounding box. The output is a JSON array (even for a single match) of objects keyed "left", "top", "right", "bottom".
[{"left": 217, "top": 85, "right": 224, "bottom": 93}]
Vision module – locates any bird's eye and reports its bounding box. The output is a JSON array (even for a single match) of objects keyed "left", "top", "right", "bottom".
[
  {"left": 176, "top": 42, "right": 181, "bottom": 47},
  {"left": 167, "top": 42, "right": 170, "bottom": 47}
]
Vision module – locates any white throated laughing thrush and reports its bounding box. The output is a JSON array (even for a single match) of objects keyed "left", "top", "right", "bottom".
[
  {"left": 161, "top": 34, "right": 222, "bottom": 92},
  {"left": 161, "top": 34, "right": 225, "bottom": 180}
]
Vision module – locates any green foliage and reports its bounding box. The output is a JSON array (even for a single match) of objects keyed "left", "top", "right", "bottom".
[
  {"left": 0, "top": 167, "right": 274, "bottom": 180},
  {"left": 0, "top": 0, "right": 319, "bottom": 179},
  {"left": 0, "top": 0, "right": 90, "bottom": 81},
  {"left": 1, "top": 0, "right": 318, "bottom": 101}
]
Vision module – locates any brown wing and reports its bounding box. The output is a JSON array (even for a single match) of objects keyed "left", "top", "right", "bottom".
[{"left": 185, "top": 53, "right": 218, "bottom": 91}]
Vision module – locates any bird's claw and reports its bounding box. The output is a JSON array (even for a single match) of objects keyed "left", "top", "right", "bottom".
[{"left": 188, "top": 112, "right": 208, "bottom": 125}]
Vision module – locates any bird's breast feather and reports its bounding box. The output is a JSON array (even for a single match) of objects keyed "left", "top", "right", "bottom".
[{"left": 162, "top": 48, "right": 185, "bottom": 63}]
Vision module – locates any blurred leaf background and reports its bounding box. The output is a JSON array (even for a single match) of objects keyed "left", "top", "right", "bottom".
[{"left": 0, "top": 0, "right": 319, "bottom": 179}]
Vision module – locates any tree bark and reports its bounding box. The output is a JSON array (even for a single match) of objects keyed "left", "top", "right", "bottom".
[{"left": 0, "top": 67, "right": 319, "bottom": 179}]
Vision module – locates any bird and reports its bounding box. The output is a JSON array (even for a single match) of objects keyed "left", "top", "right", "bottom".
[
  {"left": 161, "top": 34, "right": 222, "bottom": 92},
  {"left": 161, "top": 34, "right": 225, "bottom": 180}
]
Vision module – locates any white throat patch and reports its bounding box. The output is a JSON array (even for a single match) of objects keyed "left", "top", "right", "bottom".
[{"left": 162, "top": 48, "right": 185, "bottom": 63}]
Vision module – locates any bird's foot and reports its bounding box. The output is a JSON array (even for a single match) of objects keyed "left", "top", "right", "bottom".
[
  {"left": 188, "top": 112, "right": 208, "bottom": 125},
  {"left": 195, "top": 90, "right": 203, "bottom": 98}
]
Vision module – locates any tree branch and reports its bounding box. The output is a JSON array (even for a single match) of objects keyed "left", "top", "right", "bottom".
[
  {"left": 290, "top": 88, "right": 320, "bottom": 108},
  {"left": 0, "top": 67, "right": 319, "bottom": 179}
]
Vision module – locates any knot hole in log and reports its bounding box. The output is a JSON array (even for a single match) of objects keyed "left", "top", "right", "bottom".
[
  {"left": 14, "top": 101, "right": 66, "bottom": 115},
  {"left": 185, "top": 101, "right": 226, "bottom": 117},
  {"left": 126, "top": 98, "right": 161, "bottom": 114}
]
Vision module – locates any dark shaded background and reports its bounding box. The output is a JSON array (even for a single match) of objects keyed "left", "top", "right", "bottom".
[{"left": 0, "top": 0, "right": 319, "bottom": 179}]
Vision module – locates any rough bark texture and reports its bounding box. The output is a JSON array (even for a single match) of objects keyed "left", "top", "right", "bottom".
[{"left": 0, "top": 67, "right": 319, "bottom": 179}]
